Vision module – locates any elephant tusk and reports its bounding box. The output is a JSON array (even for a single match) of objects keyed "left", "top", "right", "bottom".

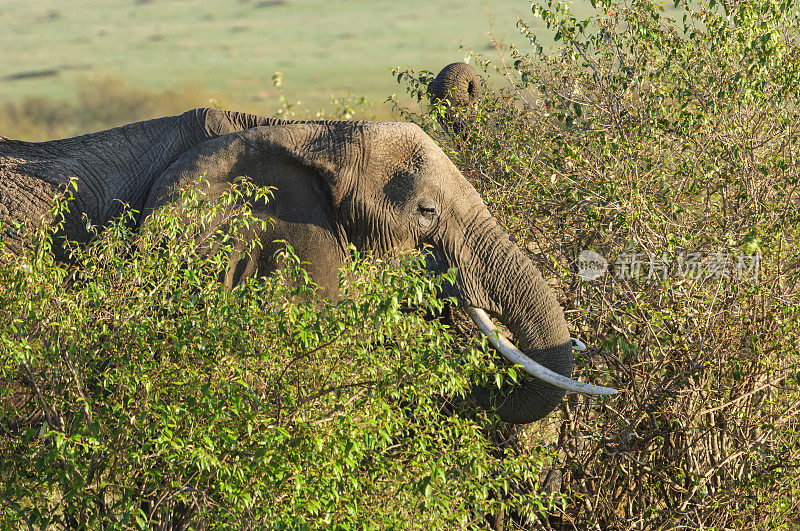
[
  {"left": 465, "top": 307, "right": 618, "bottom": 396},
  {"left": 570, "top": 337, "right": 587, "bottom": 351}
]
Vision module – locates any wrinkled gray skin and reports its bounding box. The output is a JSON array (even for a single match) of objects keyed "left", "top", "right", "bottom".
[
  {"left": 428, "top": 62, "right": 482, "bottom": 107},
  {"left": 427, "top": 62, "right": 482, "bottom": 135},
  {"left": 0, "top": 108, "right": 572, "bottom": 423}
]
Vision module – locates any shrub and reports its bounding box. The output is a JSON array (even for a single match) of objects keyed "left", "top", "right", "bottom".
[
  {"left": 393, "top": 0, "right": 800, "bottom": 527},
  {"left": 0, "top": 180, "right": 560, "bottom": 528}
]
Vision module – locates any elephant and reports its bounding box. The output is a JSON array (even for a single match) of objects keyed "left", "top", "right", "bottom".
[{"left": 0, "top": 107, "right": 615, "bottom": 424}]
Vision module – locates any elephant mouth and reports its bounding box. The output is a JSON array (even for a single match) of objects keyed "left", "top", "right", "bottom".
[{"left": 465, "top": 307, "right": 617, "bottom": 396}]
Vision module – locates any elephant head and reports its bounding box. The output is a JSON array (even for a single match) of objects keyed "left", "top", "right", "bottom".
[{"left": 145, "top": 117, "right": 615, "bottom": 424}]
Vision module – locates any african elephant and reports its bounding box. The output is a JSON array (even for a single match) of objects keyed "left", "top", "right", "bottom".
[{"left": 0, "top": 107, "right": 614, "bottom": 423}]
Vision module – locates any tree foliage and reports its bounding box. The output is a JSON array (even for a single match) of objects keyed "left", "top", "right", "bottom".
[
  {"left": 393, "top": 0, "right": 800, "bottom": 527},
  {"left": 0, "top": 179, "right": 559, "bottom": 528}
]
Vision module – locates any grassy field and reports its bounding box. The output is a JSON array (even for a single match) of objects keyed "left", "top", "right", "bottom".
[{"left": 0, "top": 0, "right": 597, "bottom": 129}]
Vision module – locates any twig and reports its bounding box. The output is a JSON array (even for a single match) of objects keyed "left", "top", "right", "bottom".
[
  {"left": 0, "top": 494, "right": 33, "bottom": 531},
  {"left": 696, "top": 372, "right": 793, "bottom": 417},
  {"left": 310, "top": 388, "right": 369, "bottom": 425},
  {"left": 299, "top": 380, "right": 377, "bottom": 407},
  {"left": 63, "top": 346, "right": 93, "bottom": 427},
  {"left": 21, "top": 361, "right": 61, "bottom": 431}
]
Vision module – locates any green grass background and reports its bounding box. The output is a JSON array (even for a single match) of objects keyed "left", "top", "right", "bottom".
[{"left": 0, "top": 0, "right": 596, "bottom": 123}]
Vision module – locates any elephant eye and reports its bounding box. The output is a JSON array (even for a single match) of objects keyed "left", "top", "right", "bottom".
[{"left": 417, "top": 202, "right": 438, "bottom": 228}]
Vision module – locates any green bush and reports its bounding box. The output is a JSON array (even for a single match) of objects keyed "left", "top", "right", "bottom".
[
  {"left": 0, "top": 180, "right": 560, "bottom": 528},
  {"left": 394, "top": 0, "right": 800, "bottom": 527}
]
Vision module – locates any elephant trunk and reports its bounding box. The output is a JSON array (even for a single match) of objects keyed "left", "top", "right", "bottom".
[
  {"left": 428, "top": 62, "right": 482, "bottom": 107},
  {"left": 451, "top": 217, "right": 580, "bottom": 423},
  {"left": 477, "top": 260, "right": 574, "bottom": 423},
  {"left": 427, "top": 63, "right": 482, "bottom": 135}
]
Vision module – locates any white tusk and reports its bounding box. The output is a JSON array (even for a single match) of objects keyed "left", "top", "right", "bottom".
[
  {"left": 570, "top": 337, "right": 587, "bottom": 351},
  {"left": 465, "top": 307, "right": 618, "bottom": 396}
]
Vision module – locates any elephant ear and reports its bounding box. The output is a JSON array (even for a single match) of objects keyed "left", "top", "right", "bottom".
[
  {"left": 262, "top": 124, "right": 355, "bottom": 193},
  {"left": 144, "top": 122, "right": 368, "bottom": 215},
  {"left": 142, "top": 121, "right": 376, "bottom": 293}
]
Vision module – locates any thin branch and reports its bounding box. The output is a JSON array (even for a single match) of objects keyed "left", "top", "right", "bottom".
[
  {"left": 299, "top": 380, "right": 377, "bottom": 407},
  {"left": 63, "top": 346, "right": 93, "bottom": 427},
  {"left": 20, "top": 361, "right": 61, "bottom": 431},
  {"left": 0, "top": 495, "right": 33, "bottom": 531}
]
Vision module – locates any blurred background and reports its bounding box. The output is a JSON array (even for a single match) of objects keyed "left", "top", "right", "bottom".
[{"left": 0, "top": 0, "right": 593, "bottom": 140}]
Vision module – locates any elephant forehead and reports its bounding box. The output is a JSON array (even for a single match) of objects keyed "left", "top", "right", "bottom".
[
  {"left": 232, "top": 120, "right": 447, "bottom": 160},
  {"left": 366, "top": 124, "right": 465, "bottom": 174},
  {"left": 229, "top": 121, "right": 473, "bottom": 192}
]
